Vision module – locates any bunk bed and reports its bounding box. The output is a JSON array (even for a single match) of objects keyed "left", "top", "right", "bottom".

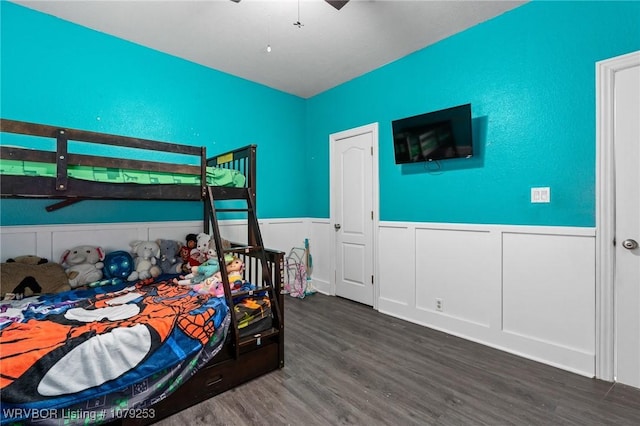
[{"left": 0, "top": 118, "right": 285, "bottom": 425}]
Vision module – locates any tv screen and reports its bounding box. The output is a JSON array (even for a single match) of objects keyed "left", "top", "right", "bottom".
[{"left": 392, "top": 103, "right": 473, "bottom": 164}]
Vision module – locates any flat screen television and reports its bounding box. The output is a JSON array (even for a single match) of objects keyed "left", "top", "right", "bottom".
[{"left": 392, "top": 103, "right": 473, "bottom": 164}]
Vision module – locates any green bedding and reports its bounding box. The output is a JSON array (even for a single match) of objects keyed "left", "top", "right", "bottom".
[{"left": 0, "top": 159, "right": 245, "bottom": 187}]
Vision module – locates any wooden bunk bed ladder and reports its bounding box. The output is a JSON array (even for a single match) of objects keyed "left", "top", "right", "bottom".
[{"left": 205, "top": 185, "right": 283, "bottom": 361}]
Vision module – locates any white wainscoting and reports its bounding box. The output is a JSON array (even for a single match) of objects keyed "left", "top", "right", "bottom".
[
  {"left": 377, "top": 221, "right": 596, "bottom": 377},
  {"left": 222, "top": 217, "right": 332, "bottom": 294},
  {"left": 0, "top": 219, "right": 309, "bottom": 264},
  {"left": 0, "top": 221, "right": 205, "bottom": 263},
  {"left": 1, "top": 219, "right": 596, "bottom": 377}
]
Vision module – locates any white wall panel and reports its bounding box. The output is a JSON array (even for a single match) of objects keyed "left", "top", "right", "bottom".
[
  {"left": 259, "top": 219, "right": 306, "bottom": 254},
  {"left": 1, "top": 230, "right": 39, "bottom": 260},
  {"left": 378, "top": 224, "right": 414, "bottom": 307},
  {"left": 306, "top": 220, "right": 331, "bottom": 294},
  {"left": 0, "top": 220, "right": 597, "bottom": 377},
  {"left": 502, "top": 232, "right": 595, "bottom": 354},
  {"left": 148, "top": 222, "right": 202, "bottom": 243},
  {"left": 1, "top": 221, "right": 205, "bottom": 262},
  {"left": 378, "top": 221, "right": 596, "bottom": 377},
  {"left": 414, "top": 227, "right": 493, "bottom": 328}
]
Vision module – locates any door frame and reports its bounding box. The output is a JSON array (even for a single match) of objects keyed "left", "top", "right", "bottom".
[
  {"left": 329, "top": 122, "right": 380, "bottom": 309},
  {"left": 595, "top": 50, "right": 640, "bottom": 382}
]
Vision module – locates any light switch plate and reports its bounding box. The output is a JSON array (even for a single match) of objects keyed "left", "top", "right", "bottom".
[{"left": 531, "top": 187, "right": 551, "bottom": 203}]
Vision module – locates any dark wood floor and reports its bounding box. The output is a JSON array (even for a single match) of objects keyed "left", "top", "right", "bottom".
[{"left": 158, "top": 294, "right": 640, "bottom": 425}]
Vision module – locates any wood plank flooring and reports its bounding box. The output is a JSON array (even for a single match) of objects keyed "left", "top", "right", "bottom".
[{"left": 158, "top": 294, "right": 640, "bottom": 425}]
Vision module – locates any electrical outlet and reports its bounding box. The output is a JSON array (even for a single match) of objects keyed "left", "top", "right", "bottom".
[{"left": 435, "top": 298, "right": 443, "bottom": 312}]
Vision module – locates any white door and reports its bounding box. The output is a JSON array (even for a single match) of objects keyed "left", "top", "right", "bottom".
[
  {"left": 330, "top": 124, "right": 377, "bottom": 306},
  {"left": 613, "top": 62, "right": 640, "bottom": 388}
]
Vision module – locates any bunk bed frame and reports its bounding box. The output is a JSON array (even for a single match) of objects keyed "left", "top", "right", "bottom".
[{"left": 0, "top": 118, "right": 284, "bottom": 425}]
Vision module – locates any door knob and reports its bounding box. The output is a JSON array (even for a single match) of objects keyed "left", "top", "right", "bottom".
[
  {"left": 622, "top": 239, "right": 638, "bottom": 250},
  {"left": 334, "top": 224, "right": 341, "bottom": 230}
]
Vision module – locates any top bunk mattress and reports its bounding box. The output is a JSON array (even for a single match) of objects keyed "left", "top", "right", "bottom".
[{"left": 0, "top": 159, "right": 246, "bottom": 187}]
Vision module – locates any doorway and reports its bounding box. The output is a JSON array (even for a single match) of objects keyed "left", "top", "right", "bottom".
[
  {"left": 330, "top": 123, "right": 379, "bottom": 307},
  {"left": 596, "top": 50, "right": 640, "bottom": 388}
]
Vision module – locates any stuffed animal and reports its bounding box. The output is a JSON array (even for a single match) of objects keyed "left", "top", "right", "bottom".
[
  {"left": 185, "top": 233, "right": 198, "bottom": 251},
  {"left": 1, "top": 255, "right": 70, "bottom": 297},
  {"left": 194, "top": 232, "right": 212, "bottom": 264},
  {"left": 193, "top": 272, "right": 224, "bottom": 297},
  {"left": 188, "top": 248, "right": 201, "bottom": 268},
  {"left": 102, "top": 250, "right": 134, "bottom": 280},
  {"left": 179, "top": 245, "right": 191, "bottom": 273},
  {"left": 157, "top": 239, "right": 184, "bottom": 274},
  {"left": 128, "top": 240, "right": 162, "bottom": 282},
  {"left": 60, "top": 245, "right": 105, "bottom": 288},
  {"left": 173, "top": 248, "right": 220, "bottom": 286}
]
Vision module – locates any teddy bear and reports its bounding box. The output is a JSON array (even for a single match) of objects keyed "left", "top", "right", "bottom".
[
  {"left": 157, "top": 239, "right": 184, "bottom": 274},
  {"left": 194, "top": 232, "right": 213, "bottom": 265},
  {"left": 192, "top": 232, "right": 232, "bottom": 265},
  {"left": 60, "top": 245, "right": 105, "bottom": 288},
  {"left": 128, "top": 240, "right": 162, "bottom": 282},
  {"left": 173, "top": 248, "right": 220, "bottom": 286}
]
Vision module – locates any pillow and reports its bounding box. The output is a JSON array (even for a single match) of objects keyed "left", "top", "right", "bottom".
[{"left": 1, "top": 257, "right": 70, "bottom": 297}]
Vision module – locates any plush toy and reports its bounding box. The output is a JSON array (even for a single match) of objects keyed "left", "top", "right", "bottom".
[
  {"left": 188, "top": 248, "right": 201, "bottom": 268},
  {"left": 60, "top": 245, "right": 105, "bottom": 288},
  {"left": 179, "top": 245, "right": 191, "bottom": 273},
  {"left": 173, "top": 248, "right": 220, "bottom": 286},
  {"left": 102, "top": 250, "right": 134, "bottom": 280},
  {"left": 157, "top": 239, "right": 184, "bottom": 274},
  {"left": 128, "top": 240, "right": 162, "bottom": 282},
  {"left": 226, "top": 256, "right": 245, "bottom": 288},
  {"left": 186, "top": 233, "right": 197, "bottom": 250},
  {"left": 194, "top": 232, "right": 212, "bottom": 264},
  {"left": 192, "top": 272, "right": 224, "bottom": 297},
  {"left": 1, "top": 255, "right": 70, "bottom": 297}
]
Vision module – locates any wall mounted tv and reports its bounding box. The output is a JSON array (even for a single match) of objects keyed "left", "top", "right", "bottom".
[{"left": 392, "top": 103, "right": 473, "bottom": 164}]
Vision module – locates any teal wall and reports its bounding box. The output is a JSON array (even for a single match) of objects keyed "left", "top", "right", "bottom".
[
  {"left": 306, "top": 0, "right": 640, "bottom": 226},
  {"left": 0, "top": 1, "right": 305, "bottom": 225},
  {"left": 2, "top": 1, "right": 639, "bottom": 227}
]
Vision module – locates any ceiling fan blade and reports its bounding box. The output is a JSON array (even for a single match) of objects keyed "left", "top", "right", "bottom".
[{"left": 325, "top": 0, "right": 349, "bottom": 11}]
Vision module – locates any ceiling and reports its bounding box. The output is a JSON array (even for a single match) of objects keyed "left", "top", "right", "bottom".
[{"left": 13, "top": 0, "right": 526, "bottom": 98}]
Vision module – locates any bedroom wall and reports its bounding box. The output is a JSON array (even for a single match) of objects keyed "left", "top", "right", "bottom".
[
  {"left": 0, "top": 1, "right": 306, "bottom": 226},
  {"left": 303, "top": 1, "right": 640, "bottom": 377},
  {"left": 305, "top": 1, "right": 640, "bottom": 227}
]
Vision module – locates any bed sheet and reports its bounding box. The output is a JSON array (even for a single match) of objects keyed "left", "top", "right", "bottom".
[
  {"left": 0, "top": 159, "right": 246, "bottom": 187},
  {"left": 0, "top": 279, "right": 230, "bottom": 425}
]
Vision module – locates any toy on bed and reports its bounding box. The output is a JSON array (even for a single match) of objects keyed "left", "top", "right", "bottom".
[
  {"left": 87, "top": 250, "right": 135, "bottom": 287},
  {"left": 157, "top": 239, "right": 184, "bottom": 274},
  {"left": 194, "top": 232, "right": 212, "bottom": 264},
  {"left": 128, "top": 240, "right": 162, "bottom": 281},
  {"left": 1, "top": 255, "right": 70, "bottom": 298},
  {"left": 184, "top": 233, "right": 200, "bottom": 268},
  {"left": 192, "top": 232, "right": 232, "bottom": 266},
  {"left": 179, "top": 245, "right": 191, "bottom": 273},
  {"left": 226, "top": 256, "right": 246, "bottom": 290},
  {"left": 60, "top": 245, "right": 105, "bottom": 288},
  {"left": 173, "top": 248, "right": 220, "bottom": 286},
  {"left": 193, "top": 272, "right": 225, "bottom": 297}
]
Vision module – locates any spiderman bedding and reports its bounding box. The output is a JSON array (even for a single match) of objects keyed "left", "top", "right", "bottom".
[{"left": 0, "top": 279, "right": 230, "bottom": 425}]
